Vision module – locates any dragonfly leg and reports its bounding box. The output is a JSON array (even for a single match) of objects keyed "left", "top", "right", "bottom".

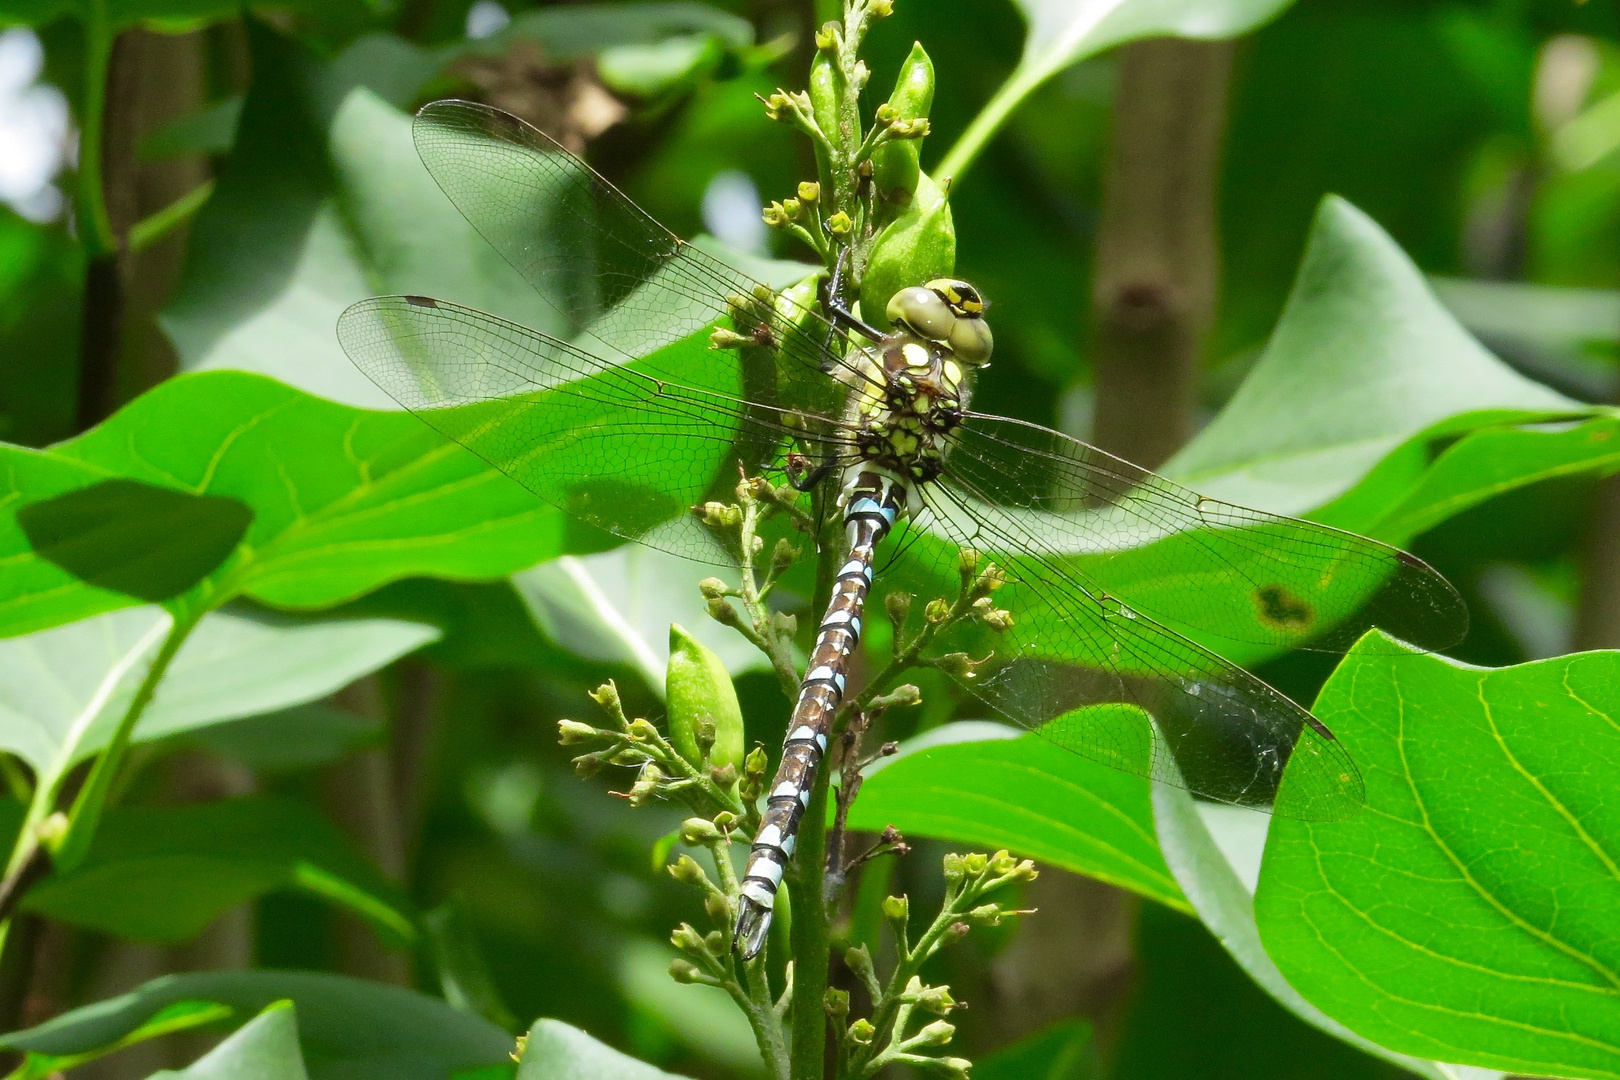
[
  {"left": 786, "top": 451, "right": 835, "bottom": 492},
  {"left": 822, "top": 247, "right": 885, "bottom": 344}
]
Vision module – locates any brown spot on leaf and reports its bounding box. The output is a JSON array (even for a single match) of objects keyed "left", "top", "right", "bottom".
[{"left": 1255, "top": 584, "right": 1314, "bottom": 631}]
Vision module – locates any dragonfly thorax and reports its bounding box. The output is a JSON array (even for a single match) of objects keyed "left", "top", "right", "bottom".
[{"left": 849, "top": 332, "right": 973, "bottom": 484}]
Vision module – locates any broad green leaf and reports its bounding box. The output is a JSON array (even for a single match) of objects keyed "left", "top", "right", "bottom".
[
  {"left": 0, "top": 605, "right": 434, "bottom": 777},
  {"left": 20, "top": 796, "right": 413, "bottom": 944},
  {"left": 1, "top": 971, "right": 511, "bottom": 1080},
  {"left": 0, "top": 370, "right": 564, "bottom": 637},
  {"left": 938, "top": 0, "right": 1298, "bottom": 179},
  {"left": 617, "top": 939, "right": 762, "bottom": 1075},
  {"left": 191, "top": 703, "right": 380, "bottom": 773},
  {"left": 846, "top": 723, "right": 1189, "bottom": 912},
  {"left": 1165, "top": 196, "right": 1582, "bottom": 516},
  {"left": 516, "top": 1018, "right": 681, "bottom": 1080},
  {"left": 161, "top": 25, "right": 527, "bottom": 408},
  {"left": 148, "top": 1001, "right": 308, "bottom": 1080},
  {"left": 514, "top": 546, "right": 771, "bottom": 691},
  {"left": 1256, "top": 637, "right": 1620, "bottom": 1079},
  {"left": 1151, "top": 783, "right": 1460, "bottom": 1079},
  {"left": 5, "top": 1000, "right": 234, "bottom": 1080},
  {"left": 1431, "top": 277, "right": 1620, "bottom": 396}
]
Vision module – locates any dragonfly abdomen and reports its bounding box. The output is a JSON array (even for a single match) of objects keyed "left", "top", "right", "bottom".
[{"left": 734, "top": 469, "right": 908, "bottom": 959}]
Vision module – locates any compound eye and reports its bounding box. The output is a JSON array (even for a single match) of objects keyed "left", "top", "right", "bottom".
[
  {"left": 887, "top": 286, "right": 955, "bottom": 340},
  {"left": 924, "top": 278, "right": 986, "bottom": 317},
  {"left": 948, "top": 314, "right": 993, "bottom": 364}
]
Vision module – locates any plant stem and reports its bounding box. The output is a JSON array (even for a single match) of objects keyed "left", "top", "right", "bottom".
[
  {"left": 55, "top": 609, "right": 200, "bottom": 870},
  {"left": 787, "top": 759, "right": 834, "bottom": 1080}
]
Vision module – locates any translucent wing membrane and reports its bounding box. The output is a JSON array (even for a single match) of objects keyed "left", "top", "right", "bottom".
[
  {"left": 947, "top": 414, "right": 1468, "bottom": 654},
  {"left": 337, "top": 295, "right": 855, "bottom": 561},
  {"left": 411, "top": 100, "right": 874, "bottom": 391},
  {"left": 332, "top": 100, "right": 1472, "bottom": 824},
  {"left": 912, "top": 481, "right": 1364, "bottom": 821}
]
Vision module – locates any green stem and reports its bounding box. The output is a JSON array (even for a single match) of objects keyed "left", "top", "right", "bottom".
[
  {"left": 127, "top": 179, "right": 215, "bottom": 254},
  {"left": 934, "top": 64, "right": 1043, "bottom": 186},
  {"left": 787, "top": 758, "right": 834, "bottom": 1080},
  {"left": 54, "top": 610, "right": 200, "bottom": 870},
  {"left": 77, "top": 1, "right": 117, "bottom": 258}
]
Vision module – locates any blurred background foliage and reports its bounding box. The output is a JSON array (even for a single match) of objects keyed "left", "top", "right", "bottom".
[{"left": 1, "top": 0, "right": 1619, "bottom": 1076}]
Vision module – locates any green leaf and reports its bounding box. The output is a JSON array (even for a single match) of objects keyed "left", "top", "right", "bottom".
[
  {"left": 938, "top": 0, "right": 1300, "bottom": 179},
  {"left": 516, "top": 1018, "right": 682, "bottom": 1080},
  {"left": 1, "top": 971, "right": 512, "bottom": 1080},
  {"left": 0, "top": 371, "right": 564, "bottom": 637},
  {"left": 1165, "top": 196, "right": 1582, "bottom": 516},
  {"left": 191, "top": 703, "right": 380, "bottom": 773},
  {"left": 148, "top": 1001, "right": 308, "bottom": 1080},
  {"left": 5, "top": 1000, "right": 234, "bottom": 1080},
  {"left": 161, "top": 26, "right": 553, "bottom": 406},
  {"left": 513, "top": 547, "right": 770, "bottom": 691},
  {"left": 845, "top": 723, "right": 1189, "bottom": 912},
  {"left": 1256, "top": 637, "right": 1620, "bottom": 1079},
  {"left": 22, "top": 796, "right": 413, "bottom": 944},
  {"left": 665, "top": 623, "right": 744, "bottom": 777},
  {"left": 1151, "top": 784, "right": 1455, "bottom": 1078},
  {"left": 0, "top": 605, "right": 434, "bottom": 778},
  {"left": 0, "top": 0, "right": 369, "bottom": 32}
]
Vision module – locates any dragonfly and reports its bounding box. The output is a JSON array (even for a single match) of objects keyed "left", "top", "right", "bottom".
[{"left": 337, "top": 101, "right": 1469, "bottom": 959}]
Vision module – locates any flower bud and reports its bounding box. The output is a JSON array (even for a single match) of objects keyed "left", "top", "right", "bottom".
[
  {"left": 824, "top": 987, "right": 850, "bottom": 1017},
  {"left": 628, "top": 718, "right": 659, "bottom": 742},
  {"left": 713, "top": 811, "right": 737, "bottom": 832},
  {"left": 557, "top": 719, "right": 599, "bottom": 745},
  {"left": 989, "top": 850, "right": 1017, "bottom": 875},
  {"left": 705, "top": 930, "right": 726, "bottom": 953},
  {"left": 845, "top": 943, "right": 877, "bottom": 985},
  {"left": 745, "top": 745, "right": 769, "bottom": 778},
  {"left": 885, "top": 590, "right": 913, "bottom": 631},
  {"left": 699, "top": 577, "right": 730, "bottom": 599},
  {"left": 709, "top": 327, "right": 750, "bottom": 350},
  {"left": 681, "top": 817, "right": 724, "bottom": 845},
  {"left": 669, "top": 854, "right": 707, "bottom": 886},
  {"left": 966, "top": 904, "right": 1006, "bottom": 926},
  {"left": 770, "top": 538, "right": 797, "bottom": 577},
  {"left": 935, "top": 652, "right": 974, "bottom": 677},
  {"left": 667, "top": 624, "right": 744, "bottom": 783},
  {"left": 710, "top": 762, "right": 738, "bottom": 788},
  {"left": 848, "top": 1018, "right": 875, "bottom": 1045},
  {"left": 882, "top": 894, "right": 909, "bottom": 922},
  {"left": 798, "top": 181, "right": 820, "bottom": 203},
  {"left": 705, "top": 891, "right": 730, "bottom": 922},
  {"left": 942, "top": 853, "right": 965, "bottom": 884},
  {"left": 770, "top": 611, "right": 798, "bottom": 639},
  {"left": 590, "top": 681, "right": 621, "bottom": 711},
  {"left": 984, "top": 608, "right": 1015, "bottom": 633},
  {"left": 915, "top": 985, "right": 956, "bottom": 1014},
  {"left": 939, "top": 1057, "right": 971, "bottom": 1079},
  {"left": 826, "top": 211, "right": 853, "bottom": 237},
  {"left": 671, "top": 923, "right": 707, "bottom": 954},
  {"left": 911, "top": 1020, "right": 955, "bottom": 1048},
  {"left": 943, "top": 921, "right": 970, "bottom": 944},
  {"left": 782, "top": 197, "right": 802, "bottom": 220},
  {"left": 763, "top": 201, "right": 788, "bottom": 227},
  {"left": 924, "top": 598, "right": 950, "bottom": 624},
  {"left": 964, "top": 852, "right": 989, "bottom": 876},
  {"left": 669, "top": 958, "right": 701, "bottom": 983},
  {"left": 814, "top": 22, "right": 837, "bottom": 50},
  {"left": 874, "top": 102, "right": 899, "bottom": 126},
  {"left": 869, "top": 0, "right": 893, "bottom": 16},
  {"left": 957, "top": 547, "right": 982, "bottom": 579}
]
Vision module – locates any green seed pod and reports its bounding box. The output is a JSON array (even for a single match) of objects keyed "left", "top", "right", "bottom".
[
  {"left": 667, "top": 624, "right": 744, "bottom": 784},
  {"left": 872, "top": 43, "right": 935, "bottom": 214},
  {"left": 859, "top": 172, "right": 956, "bottom": 334}
]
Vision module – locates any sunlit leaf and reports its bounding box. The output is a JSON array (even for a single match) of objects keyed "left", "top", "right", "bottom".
[
  {"left": 1257, "top": 636, "right": 1620, "bottom": 1079},
  {"left": 516, "top": 1018, "right": 682, "bottom": 1080},
  {"left": 147, "top": 1001, "right": 308, "bottom": 1080}
]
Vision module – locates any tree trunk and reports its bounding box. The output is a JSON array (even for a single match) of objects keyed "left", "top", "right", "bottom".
[{"left": 1089, "top": 37, "right": 1234, "bottom": 471}]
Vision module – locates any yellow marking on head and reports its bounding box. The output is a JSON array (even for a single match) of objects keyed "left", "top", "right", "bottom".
[{"left": 902, "top": 342, "right": 931, "bottom": 369}]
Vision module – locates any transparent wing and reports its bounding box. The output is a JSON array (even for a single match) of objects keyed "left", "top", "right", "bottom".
[
  {"left": 945, "top": 413, "right": 1468, "bottom": 654},
  {"left": 411, "top": 99, "right": 876, "bottom": 392},
  {"left": 904, "top": 480, "right": 1364, "bottom": 821},
  {"left": 337, "top": 295, "right": 856, "bottom": 561}
]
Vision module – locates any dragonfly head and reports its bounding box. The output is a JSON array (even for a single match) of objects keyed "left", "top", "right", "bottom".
[{"left": 886, "top": 279, "right": 994, "bottom": 366}]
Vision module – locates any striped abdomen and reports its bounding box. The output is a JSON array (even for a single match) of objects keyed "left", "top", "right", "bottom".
[{"left": 733, "top": 471, "right": 905, "bottom": 959}]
